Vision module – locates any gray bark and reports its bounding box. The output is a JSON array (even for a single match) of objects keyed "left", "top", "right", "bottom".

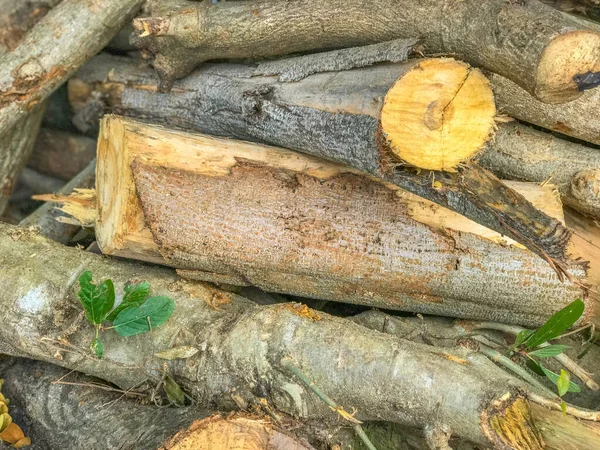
[
  {"left": 69, "top": 53, "right": 575, "bottom": 272},
  {"left": 0, "top": 0, "right": 62, "bottom": 53},
  {"left": 133, "top": 0, "right": 600, "bottom": 103},
  {"left": 0, "top": 358, "right": 204, "bottom": 450},
  {"left": 0, "top": 222, "right": 560, "bottom": 448}
]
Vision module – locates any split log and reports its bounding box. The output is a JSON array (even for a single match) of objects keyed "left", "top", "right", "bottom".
[
  {"left": 132, "top": 0, "right": 600, "bottom": 104},
  {"left": 49, "top": 115, "right": 591, "bottom": 327},
  {"left": 1, "top": 223, "right": 599, "bottom": 449},
  {"left": 21, "top": 159, "right": 95, "bottom": 244},
  {"left": 27, "top": 129, "right": 96, "bottom": 181},
  {"left": 0, "top": 0, "right": 145, "bottom": 136},
  {"left": 0, "top": 0, "right": 62, "bottom": 53},
  {"left": 479, "top": 122, "right": 600, "bottom": 218},
  {"left": 69, "top": 54, "right": 574, "bottom": 271}
]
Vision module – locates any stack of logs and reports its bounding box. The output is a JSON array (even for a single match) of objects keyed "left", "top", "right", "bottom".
[{"left": 2, "top": 0, "right": 600, "bottom": 449}]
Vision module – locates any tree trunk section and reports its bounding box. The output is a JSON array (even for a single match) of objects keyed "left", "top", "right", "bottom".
[
  {"left": 133, "top": 0, "right": 600, "bottom": 103},
  {"left": 69, "top": 54, "right": 574, "bottom": 272},
  {"left": 0, "top": 221, "right": 596, "bottom": 448},
  {"left": 70, "top": 115, "right": 590, "bottom": 328},
  {"left": 0, "top": 0, "right": 145, "bottom": 135}
]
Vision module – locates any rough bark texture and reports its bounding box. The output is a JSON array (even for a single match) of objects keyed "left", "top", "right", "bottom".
[
  {"left": 0, "top": 358, "right": 205, "bottom": 450},
  {"left": 27, "top": 129, "right": 96, "bottom": 181},
  {"left": 480, "top": 122, "right": 600, "bottom": 217},
  {"left": 0, "top": 104, "right": 45, "bottom": 215},
  {"left": 20, "top": 159, "right": 95, "bottom": 244},
  {"left": 69, "top": 54, "right": 575, "bottom": 273},
  {"left": 0, "top": 0, "right": 62, "bottom": 53},
  {"left": 0, "top": 0, "right": 145, "bottom": 135},
  {"left": 0, "top": 221, "right": 591, "bottom": 449},
  {"left": 88, "top": 116, "right": 590, "bottom": 327},
  {"left": 133, "top": 0, "right": 600, "bottom": 103},
  {"left": 490, "top": 72, "right": 600, "bottom": 146}
]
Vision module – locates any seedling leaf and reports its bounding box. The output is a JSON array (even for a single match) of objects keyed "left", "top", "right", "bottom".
[
  {"left": 77, "top": 271, "right": 115, "bottom": 325},
  {"left": 113, "top": 296, "right": 174, "bottom": 337},
  {"left": 525, "top": 299, "right": 584, "bottom": 349},
  {"left": 514, "top": 329, "right": 535, "bottom": 348},
  {"left": 540, "top": 365, "right": 580, "bottom": 393},
  {"left": 106, "top": 281, "right": 150, "bottom": 322},
  {"left": 528, "top": 345, "right": 570, "bottom": 359},
  {"left": 557, "top": 370, "right": 571, "bottom": 397},
  {"left": 90, "top": 338, "right": 104, "bottom": 359},
  {"left": 164, "top": 376, "right": 185, "bottom": 406}
]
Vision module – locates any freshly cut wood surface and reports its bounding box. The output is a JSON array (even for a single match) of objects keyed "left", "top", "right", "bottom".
[{"left": 380, "top": 59, "right": 495, "bottom": 171}]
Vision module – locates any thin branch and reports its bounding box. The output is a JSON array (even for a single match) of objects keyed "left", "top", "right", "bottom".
[{"left": 529, "top": 393, "right": 600, "bottom": 421}]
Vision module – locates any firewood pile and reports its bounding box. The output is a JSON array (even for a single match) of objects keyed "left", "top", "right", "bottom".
[{"left": 1, "top": 1, "right": 600, "bottom": 449}]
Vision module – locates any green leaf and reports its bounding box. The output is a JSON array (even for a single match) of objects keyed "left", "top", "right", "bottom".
[
  {"left": 514, "top": 329, "right": 535, "bottom": 348},
  {"left": 77, "top": 271, "right": 115, "bottom": 325},
  {"left": 557, "top": 370, "right": 571, "bottom": 397},
  {"left": 528, "top": 345, "right": 570, "bottom": 359},
  {"left": 524, "top": 299, "right": 585, "bottom": 349},
  {"left": 113, "top": 296, "right": 174, "bottom": 337},
  {"left": 526, "top": 358, "right": 546, "bottom": 376},
  {"left": 106, "top": 281, "right": 151, "bottom": 322},
  {"left": 560, "top": 401, "right": 567, "bottom": 415},
  {"left": 540, "top": 365, "right": 581, "bottom": 393},
  {"left": 90, "top": 338, "right": 104, "bottom": 359},
  {"left": 164, "top": 376, "right": 185, "bottom": 406}
]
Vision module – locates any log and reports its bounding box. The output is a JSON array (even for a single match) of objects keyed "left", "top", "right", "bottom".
[
  {"left": 0, "top": 0, "right": 62, "bottom": 53},
  {"left": 0, "top": 358, "right": 204, "bottom": 450},
  {"left": 132, "top": 0, "right": 600, "bottom": 104},
  {"left": 46, "top": 115, "right": 591, "bottom": 327},
  {"left": 27, "top": 129, "right": 96, "bottom": 181},
  {"left": 479, "top": 122, "right": 600, "bottom": 218},
  {"left": 490, "top": 72, "right": 600, "bottom": 146},
  {"left": 0, "top": 222, "right": 599, "bottom": 449},
  {"left": 21, "top": 159, "right": 95, "bottom": 244},
  {"left": 0, "top": 0, "right": 145, "bottom": 135},
  {"left": 68, "top": 54, "right": 574, "bottom": 272}
]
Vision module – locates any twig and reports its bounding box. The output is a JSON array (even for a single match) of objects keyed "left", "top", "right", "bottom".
[
  {"left": 475, "top": 340, "right": 556, "bottom": 397},
  {"left": 529, "top": 393, "right": 600, "bottom": 421},
  {"left": 281, "top": 356, "right": 378, "bottom": 450},
  {"left": 52, "top": 380, "right": 146, "bottom": 398}
]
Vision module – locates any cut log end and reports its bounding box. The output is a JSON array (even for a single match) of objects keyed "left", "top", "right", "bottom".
[
  {"left": 380, "top": 58, "right": 496, "bottom": 172},
  {"left": 536, "top": 30, "right": 600, "bottom": 104},
  {"left": 481, "top": 393, "right": 544, "bottom": 450}
]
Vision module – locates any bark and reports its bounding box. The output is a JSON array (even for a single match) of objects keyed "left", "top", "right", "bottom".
[
  {"left": 0, "top": 0, "right": 62, "bottom": 53},
  {"left": 479, "top": 122, "right": 600, "bottom": 218},
  {"left": 0, "top": 358, "right": 204, "bottom": 450},
  {"left": 20, "top": 159, "right": 95, "bottom": 244},
  {"left": 0, "top": 222, "right": 598, "bottom": 449},
  {"left": 64, "top": 115, "right": 589, "bottom": 327},
  {"left": 69, "top": 54, "right": 574, "bottom": 274},
  {"left": 490, "top": 72, "right": 600, "bottom": 146},
  {"left": 351, "top": 311, "right": 600, "bottom": 450},
  {"left": 0, "top": 104, "right": 45, "bottom": 214},
  {"left": 17, "top": 167, "right": 64, "bottom": 195},
  {"left": 27, "top": 129, "right": 96, "bottom": 181},
  {"left": 132, "top": 0, "right": 600, "bottom": 104},
  {"left": 0, "top": 0, "right": 145, "bottom": 136}
]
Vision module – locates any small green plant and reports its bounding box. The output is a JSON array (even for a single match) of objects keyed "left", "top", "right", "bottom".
[
  {"left": 512, "top": 299, "right": 585, "bottom": 409},
  {"left": 77, "top": 271, "right": 175, "bottom": 358}
]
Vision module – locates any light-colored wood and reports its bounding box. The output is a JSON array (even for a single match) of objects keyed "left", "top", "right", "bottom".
[
  {"left": 381, "top": 59, "right": 495, "bottom": 171},
  {"left": 160, "top": 416, "right": 311, "bottom": 450}
]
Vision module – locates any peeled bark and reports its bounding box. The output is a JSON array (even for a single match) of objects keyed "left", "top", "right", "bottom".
[
  {"left": 27, "top": 129, "right": 96, "bottom": 181},
  {"left": 479, "top": 122, "right": 600, "bottom": 218},
  {"left": 0, "top": 222, "right": 598, "bottom": 449},
  {"left": 21, "top": 159, "right": 95, "bottom": 244},
  {"left": 68, "top": 54, "right": 574, "bottom": 273},
  {"left": 48, "top": 115, "right": 590, "bottom": 327},
  {"left": 133, "top": 0, "right": 600, "bottom": 104},
  {"left": 0, "top": 0, "right": 145, "bottom": 135}
]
